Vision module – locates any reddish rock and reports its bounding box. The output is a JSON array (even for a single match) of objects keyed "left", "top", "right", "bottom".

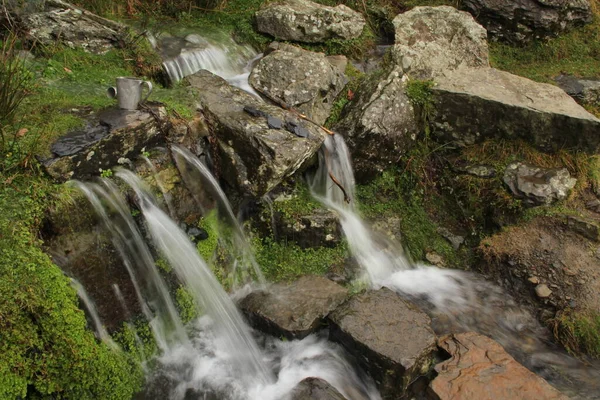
[{"left": 429, "top": 332, "right": 568, "bottom": 400}]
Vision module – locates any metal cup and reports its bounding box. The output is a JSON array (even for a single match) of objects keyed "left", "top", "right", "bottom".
[{"left": 107, "top": 77, "right": 153, "bottom": 110}]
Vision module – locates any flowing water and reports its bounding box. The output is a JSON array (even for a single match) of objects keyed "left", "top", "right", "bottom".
[{"left": 308, "top": 134, "right": 600, "bottom": 399}]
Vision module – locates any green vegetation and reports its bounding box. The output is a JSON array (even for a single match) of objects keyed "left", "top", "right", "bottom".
[
  {"left": 554, "top": 310, "right": 600, "bottom": 359},
  {"left": 175, "top": 286, "right": 199, "bottom": 324},
  {"left": 267, "top": 184, "right": 322, "bottom": 222},
  {"left": 405, "top": 79, "right": 435, "bottom": 134},
  {"left": 197, "top": 211, "right": 220, "bottom": 263},
  {"left": 0, "top": 174, "right": 142, "bottom": 399},
  {"left": 113, "top": 319, "right": 158, "bottom": 363}
]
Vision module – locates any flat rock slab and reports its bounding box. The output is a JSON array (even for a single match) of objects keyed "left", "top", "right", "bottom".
[
  {"left": 186, "top": 70, "right": 325, "bottom": 198},
  {"left": 43, "top": 106, "right": 167, "bottom": 182},
  {"left": 503, "top": 162, "right": 576, "bottom": 206},
  {"left": 328, "top": 288, "right": 436, "bottom": 399},
  {"left": 431, "top": 67, "right": 600, "bottom": 152},
  {"left": 239, "top": 275, "right": 348, "bottom": 339},
  {"left": 429, "top": 332, "right": 568, "bottom": 400},
  {"left": 291, "top": 378, "right": 347, "bottom": 400}
]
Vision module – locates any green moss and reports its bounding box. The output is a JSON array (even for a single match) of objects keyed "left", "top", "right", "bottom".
[
  {"left": 197, "top": 211, "right": 220, "bottom": 263},
  {"left": 0, "top": 173, "right": 142, "bottom": 399},
  {"left": 270, "top": 183, "right": 322, "bottom": 222},
  {"left": 554, "top": 310, "right": 600, "bottom": 358},
  {"left": 175, "top": 286, "right": 198, "bottom": 324},
  {"left": 113, "top": 319, "right": 158, "bottom": 363},
  {"left": 253, "top": 236, "right": 348, "bottom": 282}
]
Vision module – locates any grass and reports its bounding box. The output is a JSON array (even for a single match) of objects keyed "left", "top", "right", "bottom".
[{"left": 553, "top": 310, "right": 600, "bottom": 359}]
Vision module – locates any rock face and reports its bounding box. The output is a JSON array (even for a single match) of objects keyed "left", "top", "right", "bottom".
[
  {"left": 463, "top": 0, "right": 593, "bottom": 44},
  {"left": 328, "top": 289, "right": 437, "bottom": 399},
  {"left": 273, "top": 205, "right": 342, "bottom": 248},
  {"left": 250, "top": 44, "right": 347, "bottom": 125},
  {"left": 431, "top": 68, "right": 600, "bottom": 152},
  {"left": 503, "top": 162, "right": 577, "bottom": 206},
  {"left": 239, "top": 275, "right": 348, "bottom": 339},
  {"left": 43, "top": 106, "right": 168, "bottom": 182},
  {"left": 429, "top": 332, "right": 568, "bottom": 400},
  {"left": 12, "top": 0, "right": 125, "bottom": 54},
  {"left": 334, "top": 67, "right": 418, "bottom": 182},
  {"left": 291, "top": 378, "right": 347, "bottom": 400},
  {"left": 186, "top": 70, "right": 325, "bottom": 198},
  {"left": 556, "top": 75, "right": 600, "bottom": 106},
  {"left": 255, "top": 0, "right": 366, "bottom": 43},
  {"left": 392, "top": 6, "right": 489, "bottom": 80}
]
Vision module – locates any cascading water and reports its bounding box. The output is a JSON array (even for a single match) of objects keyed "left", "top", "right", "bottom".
[
  {"left": 308, "top": 134, "right": 600, "bottom": 399},
  {"left": 76, "top": 164, "right": 380, "bottom": 399}
]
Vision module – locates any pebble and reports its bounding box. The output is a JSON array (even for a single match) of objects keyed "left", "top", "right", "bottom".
[
  {"left": 535, "top": 284, "right": 552, "bottom": 298},
  {"left": 528, "top": 276, "right": 539, "bottom": 285}
]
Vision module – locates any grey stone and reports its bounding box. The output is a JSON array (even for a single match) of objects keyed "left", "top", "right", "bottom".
[
  {"left": 556, "top": 75, "right": 600, "bottom": 106},
  {"left": 437, "top": 227, "right": 465, "bottom": 250},
  {"left": 272, "top": 203, "right": 342, "bottom": 248},
  {"left": 186, "top": 70, "right": 325, "bottom": 198},
  {"left": 250, "top": 44, "right": 347, "bottom": 125},
  {"left": 431, "top": 68, "right": 600, "bottom": 152},
  {"left": 239, "top": 275, "right": 348, "bottom": 339},
  {"left": 392, "top": 6, "right": 489, "bottom": 80},
  {"left": 267, "top": 116, "right": 283, "bottom": 129},
  {"left": 290, "top": 378, "right": 347, "bottom": 400},
  {"left": 566, "top": 216, "right": 600, "bottom": 242},
  {"left": 503, "top": 162, "right": 576, "bottom": 207},
  {"left": 535, "top": 284, "right": 552, "bottom": 298},
  {"left": 14, "top": 0, "right": 126, "bottom": 54},
  {"left": 328, "top": 289, "right": 437, "bottom": 399},
  {"left": 255, "top": 0, "right": 366, "bottom": 43},
  {"left": 43, "top": 106, "right": 168, "bottom": 182},
  {"left": 463, "top": 0, "right": 593, "bottom": 44},
  {"left": 334, "top": 67, "right": 417, "bottom": 182}
]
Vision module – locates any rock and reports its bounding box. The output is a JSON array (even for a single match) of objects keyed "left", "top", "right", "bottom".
[
  {"left": 463, "top": 0, "right": 593, "bottom": 44},
  {"left": 392, "top": 6, "right": 489, "bottom": 80},
  {"left": 426, "top": 252, "right": 445, "bottom": 267},
  {"left": 535, "top": 284, "right": 552, "bottom": 298},
  {"left": 429, "top": 332, "right": 569, "bottom": 400},
  {"left": 556, "top": 75, "right": 600, "bottom": 106},
  {"left": 437, "top": 227, "right": 465, "bottom": 250},
  {"left": 43, "top": 106, "right": 168, "bottom": 182},
  {"left": 328, "top": 289, "right": 437, "bottom": 399},
  {"left": 586, "top": 198, "right": 600, "bottom": 213},
  {"left": 255, "top": 0, "right": 366, "bottom": 43},
  {"left": 334, "top": 67, "right": 418, "bottom": 182},
  {"left": 239, "top": 275, "right": 348, "bottom": 339},
  {"left": 502, "top": 162, "right": 576, "bottom": 207},
  {"left": 290, "top": 378, "right": 347, "bottom": 400},
  {"left": 431, "top": 68, "right": 600, "bottom": 152},
  {"left": 273, "top": 205, "right": 341, "bottom": 248},
  {"left": 11, "top": 0, "right": 126, "bottom": 54},
  {"left": 566, "top": 216, "right": 600, "bottom": 242},
  {"left": 186, "top": 70, "right": 325, "bottom": 198},
  {"left": 250, "top": 44, "right": 347, "bottom": 125},
  {"left": 528, "top": 276, "right": 540, "bottom": 285}
]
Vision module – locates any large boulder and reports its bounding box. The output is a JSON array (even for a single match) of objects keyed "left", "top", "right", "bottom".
[
  {"left": 43, "top": 106, "right": 168, "bottom": 182},
  {"left": 503, "top": 162, "right": 577, "bottom": 207},
  {"left": 430, "top": 67, "right": 600, "bottom": 152},
  {"left": 463, "top": 0, "right": 593, "bottom": 44},
  {"left": 392, "top": 6, "right": 489, "bottom": 80},
  {"left": 239, "top": 275, "right": 348, "bottom": 339},
  {"left": 186, "top": 70, "right": 326, "bottom": 198},
  {"left": 334, "top": 67, "right": 418, "bottom": 182},
  {"left": 250, "top": 43, "right": 347, "bottom": 125},
  {"left": 290, "top": 378, "right": 347, "bottom": 400},
  {"left": 429, "top": 332, "right": 568, "bottom": 400},
  {"left": 255, "top": 0, "right": 366, "bottom": 43},
  {"left": 328, "top": 289, "right": 437, "bottom": 399},
  {"left": 8, "top": 0, "right": 126, "bottom": 54}
]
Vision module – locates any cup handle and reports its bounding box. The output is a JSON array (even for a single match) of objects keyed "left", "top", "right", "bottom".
[
  {"left": 141, "top": 81, "right": 153, "bottom": 104},
  {"left": 107, "top": 86, "right": 117, "bottom": 98}
]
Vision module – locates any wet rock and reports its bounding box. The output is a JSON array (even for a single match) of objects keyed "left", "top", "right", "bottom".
[
  {"left": 535, "top": 284, "right": 552, "bottom": 298},
  {"left": 255, "top": 0, "right": 366, "bottom": 43},
  {"left": 328, "top": 289, "right": 437, "bottom": 399},
  {"left": 186, "top": 70, "right": 325, "bottom": 198},
  {"left": 556, "top": 75, "right": 600, "bottom": 106},
  {"left": 10, "top": 0, "right": 126, "bottom": 54},
  {"left": 502, "top": 162, "right": 576, "bottom": 207},
  {"left": 566, "top": 216, "right": 600, "bottom": 242},
  {"left": 290, "top": 378, "right": 347, "bottom": 400},
  {"left": 239, "top": 275, "right": 348, "bottom": 339},
  {"left": 431, "top": 68, "right": 600, "bottom": 152},
  {"left": 273, "top": 205, "right": 341, "bottom": 248},
  {"left": 250, "top": 44, "right": 347, "bottom": 125},
  {"left": 392, "top": 6, "right": 489, "bottom": 80},
  {"left": 186, "top": 226, "right": 209, "bottom": 242},
  {"left": 334, "top": 67, "right": 417, "bottom": 182},
  {"left": 463, "top": 0, "right": 593, "bottom": 44},
  {"left": 429, "top": 332, "right": 569, "bottom": 400},
  {"left": 43, "top": 106, "right": 168, "bottom": 182}
]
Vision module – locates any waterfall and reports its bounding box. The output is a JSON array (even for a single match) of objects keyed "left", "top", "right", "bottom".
[{"left": 308, "top": 134, "right": 600, "bottom": 398}]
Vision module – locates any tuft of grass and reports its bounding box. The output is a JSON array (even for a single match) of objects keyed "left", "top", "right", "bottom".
[{"left": 553, "top": 310, "right": 600, "bottom": 359}]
